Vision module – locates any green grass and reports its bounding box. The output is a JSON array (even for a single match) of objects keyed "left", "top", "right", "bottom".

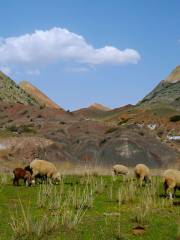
[{"left": 0, "top": 175, "right": 179, "bottom": 240}]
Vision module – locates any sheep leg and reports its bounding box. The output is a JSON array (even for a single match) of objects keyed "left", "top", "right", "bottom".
[
  {"left": 135, "top": 173, "right": 141, "bottom": 186},
  {"left": 43, "top": 175, "right": 48, "bottom": 184},
  {"left": 166, "top": 187, "right": 174, "bottom": 200},
  {"left": 24, "top": 177, "right": 29, "bottom": 187},
  {"left": 13, "top": 177, "right": 17, "bottom": 186},
  {"left": 24, "top": 178, "right": 27, "bottom": 185},
  {"left": 15, "top": 178, "right": 19, "bottom": 186},
  {"left": 164, "top": 181, "right": 168, "bottom": 197},
  {"left": 48, "top": 178, "right": 53, "bottom": 185},
  {"left": 32, "top": 170, "right": 39, "bottom": 184},
  {"left": 139, "top": 175, "right": 144, "bottom": 187},
  {"left": 169, "top": 192, "right": 173, "bottom": 200},
  {"left": 166, "top": 179, "right": 176, "bottom": 199},
  {"left": 173, "top": 187, "right": 177, "bottom": 198}
]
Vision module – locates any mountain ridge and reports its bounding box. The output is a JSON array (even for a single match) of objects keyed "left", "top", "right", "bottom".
[
  {"left": 0, "top": 71, "right": 39, "bottom": 106},
  {"left": 19, "top": 81, "right": 63, "bottom": 110},
  {"left": 138, "top": 66, "right": 180, "bottom": 109}
]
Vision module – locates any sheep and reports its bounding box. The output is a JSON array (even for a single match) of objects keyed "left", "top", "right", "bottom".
[
  {"left": 13, "top": 168, "right": 32, "bottom": 186},
  {"left": 24, "top": 165, "right": 33, "bottom": 175},
  {"left": 134, "top": 164, "right": 151, "bottom": 186},
  {"left": 113, "top": 164, "right": 129, "bottom": 176},
  {"left": 163, "top": 169, "right": 180, "bottom": 199},
  {"left": 30, "top": 159, "right": 60, "bottom": 184},
  {"left": 24, "top": 165, "right": 47, "bottom": 184}
]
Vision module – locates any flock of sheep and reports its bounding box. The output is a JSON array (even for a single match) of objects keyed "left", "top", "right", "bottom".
[
  {"left": 12, "top": 159, "right": 180, "bottom": 200},
  {"left": 13, "top": 159, "right": 61, "bottom": 186},
  {"left": 113, "top": 163, "right": 180, "bottom": 199}
]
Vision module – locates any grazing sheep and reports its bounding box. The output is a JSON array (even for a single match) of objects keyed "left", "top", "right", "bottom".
[
  {"left": 24, "top": 165, "right": 47, "bottom": 184},
  {"left": 134, "top": 164, "right": 151, "bottom": 186},
  {"left": 13, "top": 168, "right": 32, "bottom": 186},
  {"left": 113, "top": 164, "right": 129, "bottom": 180},
  {"left": 24, "top": 165, "right": 33, "bottom": 175},
  {"left": 30, "top": 159, "right": 60, "bottom": 184},
  {"left": 163, "top": 169, "right": 180, "bottom": 199}
]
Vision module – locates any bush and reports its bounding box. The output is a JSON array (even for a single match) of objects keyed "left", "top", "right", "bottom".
[
  {"left": 18, "top": 124, "right": 36, "bottom": 134},
  {"left": 6, "top": 124, "right": 18, "bottom": 132},
  {"left": 118, "top": 118, "right": 130, "bottom": 125},
  {"left": 169, "top": 115, "right": 180, "bottom": 122},
  {"left": 105, "top": 127, "right": 118, "bottom": 134}
]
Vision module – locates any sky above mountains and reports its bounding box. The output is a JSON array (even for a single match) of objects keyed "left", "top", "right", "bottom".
[{"left": 0, "top": 0, "right": 179, "bottom": 110}]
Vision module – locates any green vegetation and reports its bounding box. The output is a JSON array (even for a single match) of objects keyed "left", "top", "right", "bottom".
[
  {"left": 138, "top": 80, "right": 180, "bottom": 109},
  {"left": 118, "top": 118, "right": 131, "bottom": 125},
  {"left": 0, "top": 71, "right": 38, "bottom": 106},
  {"left": 0, "top": 174, "right": 179, "bottom": 240},
  {"left": 5, "top": 124, "right": 36, "bottom": 134},
  {"left": 105, "top": 127, "right": 118, "bottom": 134}
]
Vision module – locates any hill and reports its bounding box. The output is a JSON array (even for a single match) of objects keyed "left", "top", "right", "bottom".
[
  {"left": 0, "top": 72, "right": 38, "bottom": 105},
  {"left": 0, "top": 67, "right": 179, "bottom": 170},
  {"left": 19, "top": 81, "right": 62, "bottom": 109},
  {"left": 165, "top": 65, "right": 180, "bottom": 83},
  {"left": 137, "top": 66, "right": 180, "bottom": 109},
  {"left": 73, "top": 103, "right": 111, "bottom": 119},
  {"left": 89, "top": 103, "right": 110, "bottom": 111}
]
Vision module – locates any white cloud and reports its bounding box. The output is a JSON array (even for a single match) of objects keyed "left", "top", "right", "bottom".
[{"left": 0, "top": 27, "right": 141, "bottom": 71}]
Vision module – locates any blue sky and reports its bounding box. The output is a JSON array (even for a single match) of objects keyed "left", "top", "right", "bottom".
[{"left": 0, "top": 0, "right": 179, "bottom": 110}]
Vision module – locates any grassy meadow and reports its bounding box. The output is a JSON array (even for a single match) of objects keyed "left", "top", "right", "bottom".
[{"left": 0, "top": 172, "right": 179, "bottom": 240}]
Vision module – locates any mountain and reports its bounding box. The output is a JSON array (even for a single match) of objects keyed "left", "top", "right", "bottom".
[
  {"left": 138, "top": 66, "right": 180, "bottom": 109},
  {"left": 0, "top": 71, "right": 38, "bottom": 105},
  {"left": 0, "top": 102, "right": 178, "bottom": 168},
  {"left": 165, "top": 65, "right": 180, "bottom": 83},
  {"left": 73, "top": 103, "right": 111, "bottom": 119},
  {"left": 19, "top": 81, "right": 63, "bottom": 109},
  {"left": 0, "top": 67, "right": 179, "bottom": 170},
  {"left": 89, "top": 103, "right": 110, "bottom": 111}
]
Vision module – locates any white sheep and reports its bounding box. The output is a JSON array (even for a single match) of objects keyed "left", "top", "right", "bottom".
[
  {"left": 30, "top": 159, "right": 60, "bottom": 184},
  {"left": 112, "top": 164, "right": 129, "bottom": 181},
  {"left": 113, "top": 164, "right": 129, "bottom": 175},
  {"left": 134, "top": 164, "right": 151, "bottom": 186},
  {"left": 163, "top": 169, "right": 180, "bottom": 199}
]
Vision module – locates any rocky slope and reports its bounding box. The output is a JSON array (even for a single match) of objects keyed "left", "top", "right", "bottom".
[
  {"left": 0, "top": 72, "right": 38, "bottom": 105},
  {"left": 89, "top": 103, "right": 110, "bottom": 111},
  {"left": 0, "top": 68, "right": 179, "bottom": 170},
  {"left": 138, "top": 66, "right": 180, "bottom": 109},
  {"left": 19, "top": 81, "right": 62, "bottom": 109}
]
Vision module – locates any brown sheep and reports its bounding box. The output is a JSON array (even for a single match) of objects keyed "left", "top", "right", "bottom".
[
  {"left": 163, "top": 169, "right": 180, "bottom": 199},
  {"left": 134, "top": 164, "right": 151, "bottom": 186},
  {"left": 13, "top": 168, "right": 32, "bottom": 186}
]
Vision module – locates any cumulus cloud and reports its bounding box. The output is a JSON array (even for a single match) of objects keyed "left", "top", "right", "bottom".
[{"left": 0, "top": 27, "right": 141, "bottom": 71}]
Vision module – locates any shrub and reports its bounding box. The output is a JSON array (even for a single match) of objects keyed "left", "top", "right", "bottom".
[
  {"left": 118, "top": 118, "right": 130, "bottom": 125},
  {"left": 105, "top": 127, "right": 118, "bottom": 134},
  {"left": 99, "top": 138, "right": 107, "bottom": 146},
  {"left": 6, "top": 124, "right": 18, "bottom": 132},
  {"left": 169, "top": 115, "right": 180, "bottom": 122}
]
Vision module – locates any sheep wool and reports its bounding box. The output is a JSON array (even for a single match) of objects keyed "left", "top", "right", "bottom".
[
  {"left": 134, "top": 164, "right": 150, "bottom": 186},
  {"left": 113, "top": 164, "right": 129, "bottom": 175},
  {"left": 30, "top": 159, "right": 60, "bottom": 183},
  {"left": 163, "top": 169, "right": 180, "bottom": 199}
]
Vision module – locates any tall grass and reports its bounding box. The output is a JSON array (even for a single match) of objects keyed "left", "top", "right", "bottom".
[
  {"left": 9, "top": 177, "right": 98, "bottom": 239},
  {"left": 10, "top": 199, "right": 58, "bottom": 240}
]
